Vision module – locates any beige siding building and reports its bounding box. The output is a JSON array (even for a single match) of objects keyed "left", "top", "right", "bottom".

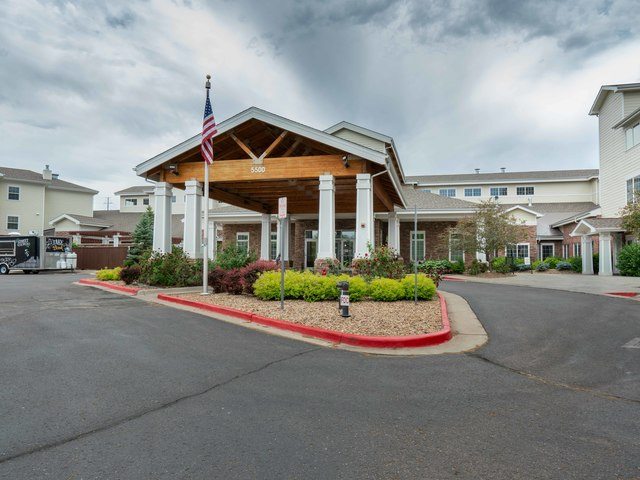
[{"left": 0, "top": 165, "right": 96, "bottom": 235}]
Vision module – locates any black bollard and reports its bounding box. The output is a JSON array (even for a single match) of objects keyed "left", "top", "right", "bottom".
[{"left": 337, "top": 281, "right": 351, "bottom": 318}]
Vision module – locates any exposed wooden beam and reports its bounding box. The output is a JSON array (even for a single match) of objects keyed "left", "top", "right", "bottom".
[
  {"left": 209, "top": 186, "right": 271, "bottom": 213},
  {"left": 259, "top": 131, "right": 287, "bottom": 162},
  {"left": 229, "top": 133, "right": 258, "bottom": 162},
  {"left": 165, "top": 155, "right": 364, "bottom": 184},
  {"left": 373, "top": 175, "right": 394, "bottom": 211},
  {"left": 282, "top": 137, "right": 302, "bottom": 157}
]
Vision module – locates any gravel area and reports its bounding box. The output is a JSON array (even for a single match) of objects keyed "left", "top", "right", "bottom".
[{"left": 176, "top": 293, "right": 442, "bottom": 337}]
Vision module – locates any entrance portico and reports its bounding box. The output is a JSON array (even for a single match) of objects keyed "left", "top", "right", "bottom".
[
  {"left": 136, "top": 107, "right": 406, "bottom": 262},
  {"left": 571, "top": 218, "right": 625, "bottom": 275}
]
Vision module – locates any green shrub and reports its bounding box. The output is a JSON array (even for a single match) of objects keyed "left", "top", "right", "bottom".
[
  {"left": 214, "top": 244, "right": 257, "bottom": 270},
  {"left": 556, "top": 261, "right": 573, "bottom": 271},
  {"left": 96, "top": 267, "right": 122, "bottom": 281},
  {"left": 491, "top": 256, "right": 516, "bottom": 274},
  {"left": 467, "top": 260, "right": 488, "bottom": 275},
  {"left": 419, "top": 259, "right": 453, "bottom": 275},
  {"left": 617, "top": 243, "right": 640, "bottom": 276},
  {"left": 139, "top": 247, "right": 199, "bottom": 287},
  {"left": 568, "top": 256, "right": 582, "bottom": 272},
  {"left": 531, "top": 259, "right": 544, "bottom": 270},
  {"left": 120, "top": 265, "right": 141, "bottom": 284},
  {"left": 400, "top": 274, "right": 436, "bottom": 300},
  {"left": 535, "top": 262, "right": 549, "bottom": 272},
  {"left": 342, "top": 275, "right": 369, "bottom": 301},
  {"left": 451, "top": 260, "right": 465, "bottom": 274},
  {"left": 544, "top": 256, "right": 561, "bottom": 269},
  {"left": 369, "top": 277, "right": 405, "bottom": 301},
  {"left": 253, "top": 271, "right": 282, "bottom": 300},
  {"left": 303, "top": 274, "right": 339, "bottom": 302},
  {"left": 351, "top": 244, "right": 405, "bottom": 280},
  {"left": 516, "top": 263, "right": 531, "bottom": 271}
]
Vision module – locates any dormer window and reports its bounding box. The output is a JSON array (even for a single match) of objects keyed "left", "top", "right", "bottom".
[
  {"left": 627, "top": 123, "right": 640, "bottom": 150},
  {"left": 439, "top": 188, "right": 456, "bottom": 197}
]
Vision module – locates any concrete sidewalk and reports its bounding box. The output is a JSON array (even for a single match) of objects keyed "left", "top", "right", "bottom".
[{"left": 445, "top": 272, "right": 640, "bottom": 298}]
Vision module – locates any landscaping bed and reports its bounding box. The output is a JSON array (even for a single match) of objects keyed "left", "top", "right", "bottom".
[{"left": 174, "top": 293, "right": 442, "bottom": 337}]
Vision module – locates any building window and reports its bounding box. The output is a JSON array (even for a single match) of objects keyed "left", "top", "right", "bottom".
[
  {"left": 490, "top": 187, "right": 508, "bottom": 197},
  {"left": 626, "top": 123, "right": 640, "bottom": 150},
  {"left": 439, "top": 188, "right": 456, "bottom": 197},
  {"left": 125, "top": 198, "right": 138, "bottom": 206},
  {"left": 506, "top": 243, "right": 530, "bottom": 260},
  {"left": 449, "top": 233, "right": 464, "bottom": 262},
  {"left": 627, "top": 175, "right": 640, "bottom": 203},
  {"left": 516, "top": 186, "right": 534, "bottom": 196},
  {"left": 562, "top": 244, "right": 569, "bottom": 258},
  {"left": 171, "top": 196, "right": 177, "bottom": 203},
  {"left": 540, "top": 243, "right": 554, "bottom": 260},
  {"left": 270, "top": 232, "right": 277, "bottom": 260},
  {"left": 7, "top": 216, "right": 19, "bottom": 231},
  {"left": 143, "top": 198, "right": 149, "bottom": 206},
  {"left": 410, "top": 230, "right": 425, "bottom": 262},
  {"left": 0, "top": 240, "right": 16, "bottom": 256},
  {"left": 422, "top": 188, "right": 431, "bottom": 193},
  {"left": 573, "top": 243, "right": 581, "bottom": 257},
  {"left": 464, "top": 188, "right": 481, "bottom": 197},
  {"left": 8, "top": 186, "right": 20, "bottom": 201},
  {"left": 236, "top": 232, "right": 250, "bottom": 253}
]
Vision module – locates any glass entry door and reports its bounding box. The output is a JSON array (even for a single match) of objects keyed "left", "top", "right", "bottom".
[
  {"left": 304, "top": 230, "right": 318, "bottom": 269},
  {"left": 335, "top": 230, "right": 355, "bottom": 268}
]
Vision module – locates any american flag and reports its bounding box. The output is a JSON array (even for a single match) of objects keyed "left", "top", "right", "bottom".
[{"left": 201, "top": 88, "right": 217, "bottom": 164}]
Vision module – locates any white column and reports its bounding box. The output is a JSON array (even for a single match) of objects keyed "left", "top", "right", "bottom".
[
  {"left": 113, "top": 234, "right": 120, "bottom": 248},
  {"left": 598, "top": 232, "right": 613, "bottom": 276},
  {"left": 581, "top": 235, "right": 593, "bottom": 275},
  {"left": 355, "top": 173, "right": 374, "bottom": 257},
  {"left": 207, "top": 220, "right": 217, "bottom": 260},
  {"left": 153, "top": 182, "right": 173, "bottom": 253},
  {"left": 260, "top": 213, "right": 271, "bottom": 260},
  {"left": 387, "top": 212, "right": 400, "bottom": 251},
  {"left": 317, "top": 174, "right": 335, "bottom": 259},
  {"left": 183, "top": 180, "right": 203, "bottom": 258},
  {"left": 276, "top": 217, "right": 290, "bottom": 261}
]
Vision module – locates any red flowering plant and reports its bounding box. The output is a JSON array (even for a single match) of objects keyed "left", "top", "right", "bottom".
[
  {"left": 314, "top": 257, "right": 342, "bottom": 275},
  {"left": 351, "top": 244, "right": 405, "bottom": 281}
]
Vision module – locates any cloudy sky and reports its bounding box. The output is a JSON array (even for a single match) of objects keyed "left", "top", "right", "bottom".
[{"left": 1, "top": 0, "right": 639, "bottom": 210}]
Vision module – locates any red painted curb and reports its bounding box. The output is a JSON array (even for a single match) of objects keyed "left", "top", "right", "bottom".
[
  {"left": 606, "top": 291, "right": 638, "bottom": 298},
  {"left": 78, "top": 278, "right": 140, "bottom": 295},
  {"left": 442, "top": 276, "right": 464, "bottom": 282},
  {"left": 157, "top": 292, "right": 452, "bottom": 349}
]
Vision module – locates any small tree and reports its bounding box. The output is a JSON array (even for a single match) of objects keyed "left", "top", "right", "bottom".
[
  {"left": 446, "top": 200, "right": 526, "bottom": 269},
  {"left": 125, "top": 206, "right": 154, "bottom": 266},
  {"left": 620, "top": 197, "right": 640, "bottom": 240}
]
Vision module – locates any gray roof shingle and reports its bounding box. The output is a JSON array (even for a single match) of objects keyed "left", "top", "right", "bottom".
[
  {"left": 0, "top": 166, "right": 98, "bottom": 194},
  {"left": 407, "top": 169, "right": 599, "bottom": 185},
  {"left": 114, "top": 185, "right": 154, "bottom": 196}
]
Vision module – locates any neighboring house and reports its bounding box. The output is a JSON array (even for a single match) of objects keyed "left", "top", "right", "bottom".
[
  {"left": 114, "top": 185, "right": 216, "bottom": 214},
  {"left": 0, "top": 165, "right": 97, "bottom": 235},
  {"left": 132, "top": 106, "right": 606, "bottom": 270}
]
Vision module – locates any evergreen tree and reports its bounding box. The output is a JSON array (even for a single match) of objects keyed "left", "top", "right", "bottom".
[{"left": 125, "top": 207, "right": 154, "bottom": 265}]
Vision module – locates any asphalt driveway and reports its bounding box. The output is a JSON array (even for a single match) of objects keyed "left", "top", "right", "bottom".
[{"left": 0, "top": 274, "right": 638, "bottom": 479}]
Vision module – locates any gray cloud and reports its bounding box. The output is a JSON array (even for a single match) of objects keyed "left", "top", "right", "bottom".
[{"left": 0, "top": 0, "right": 639, "bottom": 208}]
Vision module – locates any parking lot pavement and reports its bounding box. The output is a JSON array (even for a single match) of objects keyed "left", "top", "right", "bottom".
[{"left": 0, "top": 273, "right": 638, "bottom": 479}]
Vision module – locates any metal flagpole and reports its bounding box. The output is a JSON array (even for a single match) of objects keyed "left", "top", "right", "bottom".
[
  {"left": 414, "top": 204, "right": 418, "bottom": 305},
  {"left": 201, "top": 75, "right": 211, "bottom": 295}
]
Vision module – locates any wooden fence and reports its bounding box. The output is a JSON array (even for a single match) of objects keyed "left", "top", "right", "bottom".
[{"left": 75, "top": 245, "right": 129, "bottom": 270}]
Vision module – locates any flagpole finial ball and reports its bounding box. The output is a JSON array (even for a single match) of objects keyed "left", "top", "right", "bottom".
[{"left": 206, "top": 74, "right": 211, "bottom": 80}]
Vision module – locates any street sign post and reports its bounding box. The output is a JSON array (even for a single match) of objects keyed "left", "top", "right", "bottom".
[{"left": 278, "top": 197, "right": 287, "bottom": 310}]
